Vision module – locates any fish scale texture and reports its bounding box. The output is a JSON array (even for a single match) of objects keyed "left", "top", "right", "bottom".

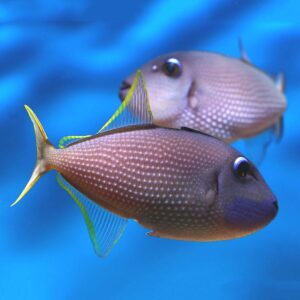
[
  {"left": 181, "top": 55, "right": 286, "bottom": 140},
  {"left": 139, "top": 52, "right": 286, "bottom": 142}
]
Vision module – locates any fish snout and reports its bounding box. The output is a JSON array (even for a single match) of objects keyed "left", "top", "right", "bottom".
[
  {"left": 224, "top": 196, "right": 278, "bottom": 236},
  {"left": 119, "top": 80, "right": 131, "bottom": 101},
  {"left": 273, "top": 200, "right": 279, "bottom": 213}
]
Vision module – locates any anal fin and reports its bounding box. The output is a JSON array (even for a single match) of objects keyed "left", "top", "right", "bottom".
[
  {"left": 243, "top": 118, "right": 284, "bottom": 165},
  {"left": 56, "top": 174, "right": 127, "bottom": 257},
  {"left": 272, "top": 116, "right": 284, "bottom": 143}
]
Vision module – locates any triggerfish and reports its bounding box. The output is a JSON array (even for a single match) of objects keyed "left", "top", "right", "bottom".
[
  {"left": 119, "top": 43, "right": 287, "bottom": 162},
  {"left": 12, "top": 71, "right": 278, "bottom": 257}
]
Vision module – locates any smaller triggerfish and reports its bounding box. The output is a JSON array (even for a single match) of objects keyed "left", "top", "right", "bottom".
[
  {"left": 119, "top": 42, "right": 287, "bottom": 163},
  {"left": 12, "top": 71, "right": 278, "bottom": 257}
]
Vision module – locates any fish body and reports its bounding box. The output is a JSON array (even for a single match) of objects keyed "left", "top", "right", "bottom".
[
  {"left": 13, "top": 72, "right": 278, "bottom": 256},
  {"left": 47, "top": 125, "right": 276, "bottom": 241},
  {"left": 119, "top": 51, "right": 287, "bottom": 143}
]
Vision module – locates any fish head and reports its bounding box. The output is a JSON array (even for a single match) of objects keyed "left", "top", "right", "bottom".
[
  {"left": 217, "top": 154, "right": 278, "bottom": 238},
  {"left": 119, "top": 53, "right": 193, "bottom": 125},
  {"left": 216, "top": 153, "right": 278, "bottom": 239}
]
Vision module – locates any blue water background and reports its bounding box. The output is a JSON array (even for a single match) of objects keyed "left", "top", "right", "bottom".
[{"left": 1, "top": 1, "right": 299, "bottom": 299}]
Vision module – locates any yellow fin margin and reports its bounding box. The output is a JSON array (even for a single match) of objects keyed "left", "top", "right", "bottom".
[
  {"left": 99, "top": 70, "right": 153, "bottom": 132},
  {"left": 11, "top": 105, "right": 53, "bottom": 207}
]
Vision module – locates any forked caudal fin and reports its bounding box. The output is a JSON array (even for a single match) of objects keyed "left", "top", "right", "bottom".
[{"left": 11, "top": 105, "right": 54, "bottom": 206}]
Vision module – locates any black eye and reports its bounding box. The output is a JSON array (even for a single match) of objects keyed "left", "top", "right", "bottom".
[
  {"left": 162, "top": 58, "right": 182, "bottom": 78},
  {"left": 233, "top": 157, "right": 250, "bottom": 178}
]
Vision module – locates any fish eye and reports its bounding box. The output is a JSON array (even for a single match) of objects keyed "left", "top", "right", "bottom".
[
  {"left": 233, "top": 157, "right": 250, "bottom": 178},
  {"left": 162, "top": 58, "right": 182, "bottom": 78}
]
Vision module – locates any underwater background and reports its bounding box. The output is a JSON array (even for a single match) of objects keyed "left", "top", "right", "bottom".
[{"left": 0, "top": 0, "right": 299, "bottom": 299}]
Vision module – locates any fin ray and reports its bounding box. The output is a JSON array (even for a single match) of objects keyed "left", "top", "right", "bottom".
[
  {"left": 58, "top": 135, "right": 91, "bottom": 149},
  {"left": 56, "top": 174, "right": 127, "bottom": 257},
  {"left": 243, "top": 124, "right": 281, "bottom": 165},
  {"left": 238, "top": 38, "right": 250, "bottom": 64},
  {"left": 58, "top": 70, "right": 153, "bottom": 149},
  {"left": 275, "top": 73, "right": 285, "bottom": 93},
  {"left": 98, "top": 70, "right": 153, "bottom": 133},
  {"left": 274, "top": 117, "right": 284, "bottom": 142}
]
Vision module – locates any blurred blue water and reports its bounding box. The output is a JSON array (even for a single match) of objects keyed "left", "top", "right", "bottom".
[{"left": 1, "top": 0, "right": 300, "bottom": 299}]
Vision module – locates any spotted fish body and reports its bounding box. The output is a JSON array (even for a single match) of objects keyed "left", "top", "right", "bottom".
[
  {"left": 13, "top": 72, "right": 278, "bottom": 257},
  {"left": 120, "top": 51, "right": 287, "bottom": 143},
  {"left": 50, "top": 126, "right": 231, "bottom": 240},
  {"left": 40, "top": 125, "right": 277, "bottom": 241}
]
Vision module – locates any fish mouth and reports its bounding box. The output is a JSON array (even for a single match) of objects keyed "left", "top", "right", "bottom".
[
  {"left": 119, "top": 80, "right": 131, "bottom": 102},
  {"left": 273, "top": 200, "right": 279, "bottom": 213}
]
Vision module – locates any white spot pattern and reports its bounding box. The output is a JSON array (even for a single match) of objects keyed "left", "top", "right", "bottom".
[
  {"left": 149, "top": 52, "right": 286, "bottom": 142},
  {"left": 48, "top": 127, "right": 233, "bottom": 239}
]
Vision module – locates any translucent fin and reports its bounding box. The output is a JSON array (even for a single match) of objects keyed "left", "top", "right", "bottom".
[
  {"left": 244, "top": 125, "right": 278, "bottom": 165},
  {"left": 147, "top": 231, "right": 161, "bottom": 238},
  {"left": 238, "top": 38, "right": 250, "bottom": 64},
  {"left": 275, "top": 73, "right": 285, "bottom": 93},
  {"left": 56, "top": 174, "right": 127, "bottom": 257},
  {"left": 58, "top": 135, "right": 91, "bottom": 149},
  {"left": 98, "top": 70, "right": 153, "bottom": 133},
  {"left": 274, "top": 116, "right": 284, "bottom": 143},
  {"left": 58, "top": 70, "right": 153, "bottom": 149}
]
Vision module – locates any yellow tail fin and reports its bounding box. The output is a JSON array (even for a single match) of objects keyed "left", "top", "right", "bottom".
[{"left": 11, "top": 105, "right": 54, "bottom": 206}]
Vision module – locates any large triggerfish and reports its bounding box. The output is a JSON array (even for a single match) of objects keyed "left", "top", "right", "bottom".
[
  {"left": 12, "top": 71, "right": 278, "bottom": 257},
  {"left": 119, "top": 43, "right": 287, "bottom": 162}
]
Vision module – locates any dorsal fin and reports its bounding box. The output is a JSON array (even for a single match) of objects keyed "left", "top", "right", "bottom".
[
  {"left": 238, "top": 38, "right": 251, "bottom": 64},
  {"left": 180, "top": 126, "right": 216, "bottom": 138},
  {"left": 98, "top": 70, "right": 153, "bottom": 133},
  {"left": 275, "top": 73, "right": 285, "bottom": 93},
  {"left": 58, "top": 70, "right": 153, "bottom": 149}
]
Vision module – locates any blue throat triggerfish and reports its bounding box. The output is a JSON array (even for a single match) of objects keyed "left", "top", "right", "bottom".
[
  {"left": 12, "top": 71, "right": 278, "bottom": 257},
  {"left": 119, "top": 44, "right": 287, "bottom": 162}
]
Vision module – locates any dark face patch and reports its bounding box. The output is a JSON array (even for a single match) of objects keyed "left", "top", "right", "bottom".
[
  {"left": 224, "top": 196, "right": 278, "bottom": 231},
  {"left": 217, "top": 155, "right": 278, "bottom": 236}
]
